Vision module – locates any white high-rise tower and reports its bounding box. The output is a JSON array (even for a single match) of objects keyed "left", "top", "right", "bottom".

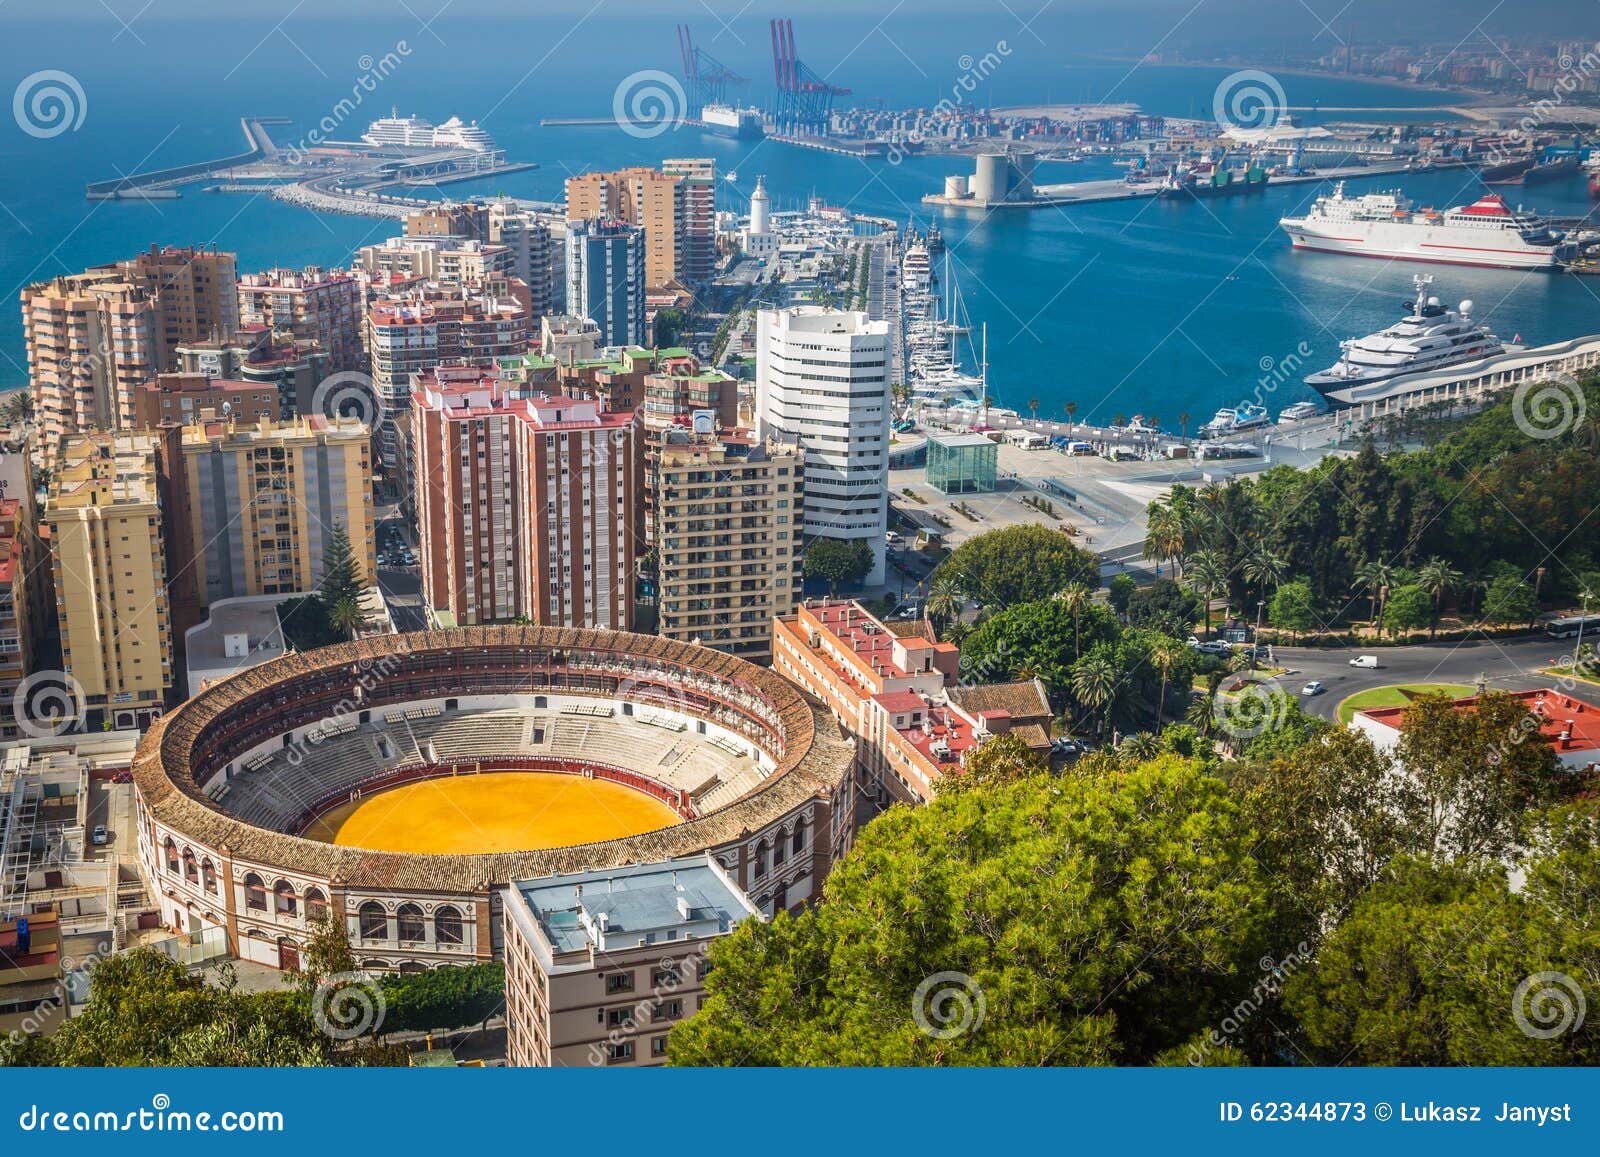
[{"left": 756, "top": 307, "right": 891, "bottom": 586}]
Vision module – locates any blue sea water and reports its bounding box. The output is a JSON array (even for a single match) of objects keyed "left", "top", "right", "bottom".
[{"left": 1, "top": 13, "right": 1595, "bottom": 425}]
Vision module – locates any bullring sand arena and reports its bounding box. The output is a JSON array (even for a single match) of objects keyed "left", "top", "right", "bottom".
[{"left": 301, "top": 770, "right": 683, "bottom": 855}]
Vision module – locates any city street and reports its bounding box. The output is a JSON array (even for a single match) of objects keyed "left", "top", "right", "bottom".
[{"left": 1264, "top": 636, "right": 1597, "bottom": 720}]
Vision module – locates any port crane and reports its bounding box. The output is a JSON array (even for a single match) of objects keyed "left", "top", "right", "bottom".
[
  {"left": 675, "top": 24, "right": 748, "bottom": 118},
  {"left": 769, "top": 18, "right": 850, "bottom": 135}
]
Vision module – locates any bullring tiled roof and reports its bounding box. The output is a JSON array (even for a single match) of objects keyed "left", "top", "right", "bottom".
[{"left": 133, "top": 627, "right": 854, "bottom": 893}]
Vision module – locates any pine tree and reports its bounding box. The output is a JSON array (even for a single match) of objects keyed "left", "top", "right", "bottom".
[{"left": 319, "top": 523, "right": 362, "bottom": 612}]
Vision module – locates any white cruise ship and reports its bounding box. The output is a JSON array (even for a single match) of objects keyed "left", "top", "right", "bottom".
[
  {"left": 363, "top": 110, "right": 434, "bottom": 148},
  {"left": 1305, "top": 276, "right": 1505, "bottom": 390},
  {"left": 431, "top": 116, "right": 496, "bottom": 152},
  {"left": 1279, "top": 183, "right": 1563, "bottom": 270}
]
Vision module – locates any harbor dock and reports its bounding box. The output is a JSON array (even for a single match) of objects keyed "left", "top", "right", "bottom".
[{"left": 923, "top": 158, "right": 1466, "bottom": 210}]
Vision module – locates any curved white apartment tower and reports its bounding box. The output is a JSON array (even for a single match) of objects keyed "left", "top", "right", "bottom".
[{"left": 756, "top": 308, "right": 891, "bottom": 587}]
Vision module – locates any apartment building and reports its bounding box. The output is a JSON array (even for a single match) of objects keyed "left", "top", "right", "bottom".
[
  {"left": 0, "top": 500, "right": 35, "bottom": 739},
  {"left": 166, "top": 415, "right": 374, "bottom": 634},
  {"left": 501, "top": 854, "right": 759, "bottom": 1067},
  {"left": 564, "top": 220, "right": 646, "bottom": 348},
  {"left": 773, "top": 599, "right": 1005, "bottom": 806},
  {"left": 756, "top": 308, "right": 891, "bottom": 586},
  {"left": 46, "top": 434, "right": 173, "bottom": 731},
  {"left": 171, "top": 326, "right": 329, "bottom": 416},
  {"left": 132, "top": 373, "right": 279, "bottom": 431},
  {"left": 412, "top": 377, "right": 640, "bottom": 630},
  {"left": 21, "top": 247, "right": 238, "bottom": 457},
  {"left": 355, "top": 236, "right": 516, "bottom": 286},
  {"left": 565, "top": 167, "right": 690, "bottom": 290},
  {"left": 661, "top": 158, "right": 717, "bottom": 284},
  {"left": 236, "top": 267, "right": 364, "bottom": 372},
  {"left": 655, "top": 430, "right": 803, "bottom": 662},
  {"left": 367, "top": 288, "right": 533, "bottom": 473}
]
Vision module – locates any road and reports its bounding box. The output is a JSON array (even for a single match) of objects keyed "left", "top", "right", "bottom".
[{"left": 1263, "top": 637, "right": 1596, "bottom": 720}]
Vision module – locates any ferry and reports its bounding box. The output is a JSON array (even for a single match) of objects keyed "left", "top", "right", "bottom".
[
  {"left": 1304, "top": 275, "right": 1505, "bottom": 391},
  {"left": 1277, "top": 401, "right": 1323, "bottom": 422},
  {"left": 1279, "top": 183, "right": 1563, "bottom": 270}
]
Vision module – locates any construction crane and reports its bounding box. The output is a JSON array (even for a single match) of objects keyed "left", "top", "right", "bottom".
[
  {"left": 769, "top": 18, "right": 850, "bottom": 136},
  {"left": 676, "top": 24, "right": 748, "bottom": 118}
]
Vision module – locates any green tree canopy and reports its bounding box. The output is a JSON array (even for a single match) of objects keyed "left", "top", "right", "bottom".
[
  {"left": 803, "top": 538, "right": 874, "bottom": 591},
  {"left": 668, "top": 756, "right": 1273, "bottom": 1066},
  {"left": 935, "top": 525, "right": 1100, "bottom": 607},
  {"left": 1284, "top": 855, "right": 1595, "bottom": 1065},
  {"left": 1395, "top": 690, "right": 1574, "bottom": 861},
  {"left": 1268, "top": 579, "right": 1318, "bottom": 639},
  {"left": 958, "top": 598, "right": 1119, "bottom": 705},
  {"left": 1383, "top": 583, "right": 1433, "bottom": 636}
]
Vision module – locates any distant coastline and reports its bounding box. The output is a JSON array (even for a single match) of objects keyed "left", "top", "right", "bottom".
[{"left": 1088, "top": 53, "right": 1492, "bottom": 107}]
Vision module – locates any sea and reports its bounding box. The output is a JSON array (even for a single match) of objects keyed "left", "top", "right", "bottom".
[{"left": 2, "top": 12, "right": 1596, "bottom": 426}]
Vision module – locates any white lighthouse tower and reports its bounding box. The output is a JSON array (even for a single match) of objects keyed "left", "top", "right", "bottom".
[{"left": 743, "top": 176, "right": 777, "bottom": 257}]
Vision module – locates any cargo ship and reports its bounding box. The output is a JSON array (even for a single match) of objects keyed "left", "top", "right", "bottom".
[
  {"left": 1479, "top": 155, "right": 1536, "bottom": 184},
  {"left": 1523, "top": 154, "right": 1580, "bottom": 184},
  {"left": 700, "top": 103, "right": 765, "bottom": 140},
  {"left": 1279, "top": 183, "right": 1563, "bottom": 270},
  {"left": 1160, "top": 161, "right": 1268, "bottom": 199},
  {"left": 1588, "top": 160, "right": 1600, "bottom": 201}
]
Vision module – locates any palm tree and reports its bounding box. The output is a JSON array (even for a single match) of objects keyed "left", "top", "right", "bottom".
[
  {"left": 1071, "top": 655, "right": 1118, "bottom": 737},
  {"left": 1144, "top": 506, "right": 1183, "bottom": 577},
  {"left": 1242, "top": 547, "right": 1286, "bottom": 600},
  {"left": 1185, "top": 549, "right": 1227, "bottom": 639},
  {"left": 1064, "top": 401, "right": 1078, "bottom": 431},
  {"left": 1177, "top": 411, "right": 1191, "bottom": 441},
  {"left": 1150, "top": 640, "right": 1183, "bottom": 730},
  {"left": 1120, "top": 732, "right": 1160, "bottom": 761},
  {"left": 1355, "top": 559, "right": 1395, "bottom": 630},
  {"left": 1417, "top": 557, "right": 1462, "bottom": 638},
  {"left": 1027, "top": 397, "right": 1040, "bottom": 421},
  {"left": 1056, "top": 583, "right": 1092, "bottom": 659},
  {"left": 1185, "top": 691, "right": 1217, "bottom": 737},
  {"left": 328, "top": 596, "right": 364, "bottom": 640},
  {"left": 924, "top": 575, "right": 963, "bottom": 637}
]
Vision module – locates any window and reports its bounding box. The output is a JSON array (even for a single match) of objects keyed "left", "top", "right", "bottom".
[
  {"left": 651, "top": 1037, "right": 668, "bottom": 1058},
  {"left": 651, "top": 966, "right": 679, "bottom": 988},
  {"left": 201, "top": 859, "right": 217, "bottom": 894},
  {"left": 653, "top": 999, "right": 683, "bottom": 1021},
  {"left": 607, "top": 1042, "right": 633, "bottom": 1062},
  {"left": 273, "top": 880, "right": 297, "bottom": 916},
  {"left": 164, "top": 839, "right": 179, "bottom": 874},
  {"left": 792, "top": 822, "right": 807, "bottom": 855},
  {"left": 396, "top": 904, "right": 425, "bottom": 944},
  {"left": 244, "top": 873, "right": 267, "bottom": 912},
  {"left": 434, "top": 906, "right": 464, "bottom": 945},
  {"left": 359, "top": 901, "right": 388, "bottom": 940},
  {"left": 605, "top": 972, "right": 634, "bottom": 994},
  {"left": 606, "top": 1007, "right": 633, "bottom": 1027},
  {"left": 304, "top": 888, "right": 329, "bottom": 923}
]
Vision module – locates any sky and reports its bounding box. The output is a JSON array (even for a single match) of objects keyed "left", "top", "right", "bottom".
[{"left": 0, "top": 1, "right": 1591, "bottom": 54}]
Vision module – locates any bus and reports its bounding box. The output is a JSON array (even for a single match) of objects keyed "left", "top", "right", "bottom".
[{"left": 1544, "top": 614, "right": 1600, "bottom": 639}]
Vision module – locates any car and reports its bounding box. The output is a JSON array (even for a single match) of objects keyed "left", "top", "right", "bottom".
[
  {"left": 1349, "top": 654, "right": 1381, "bottom": 669},
  {"left": 1301, "top": 681, "right": 1325, "bottom": 696},
  {"left": 885, "top": 531, "right": 903, "bottom": 546},
  {"left": 91, "top": 825, "right": 108, "bottom": 846}
]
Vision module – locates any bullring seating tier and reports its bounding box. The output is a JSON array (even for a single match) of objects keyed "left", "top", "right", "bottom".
[{"left": 216, "top": 707, "right": 769, "bottom": 834}]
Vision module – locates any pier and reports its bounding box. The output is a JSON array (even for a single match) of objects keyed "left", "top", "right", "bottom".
[
  {"left": 922, "top": 158, "right": 1458, "bottom": 211},
  {"left": 85, "top": 116, "right": 288, "bottom": 199}
]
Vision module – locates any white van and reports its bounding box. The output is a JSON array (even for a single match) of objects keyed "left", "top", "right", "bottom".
[{"left": 1349, "top": 655, "right": 1381, "bottom": 669}]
